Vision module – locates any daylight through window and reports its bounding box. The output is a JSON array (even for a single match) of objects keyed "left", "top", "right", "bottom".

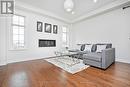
[{"left": 12, "top": 15, "right": 25, "bottom": 49}]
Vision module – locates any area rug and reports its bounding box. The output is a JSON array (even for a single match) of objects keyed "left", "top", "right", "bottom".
[{"left": 45, "top": 57, "right": 89, "bottom": 74}]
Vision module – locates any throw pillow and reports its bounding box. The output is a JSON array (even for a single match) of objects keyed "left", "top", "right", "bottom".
[
  {"left": 80, "top": 44, "right": 85, "bottom": 51},
  {"left": 96, "top": 45, "right": 107, "bottom": 52},
  {"left": 84, "top": 44, "right": 92, "bottom": 52}
]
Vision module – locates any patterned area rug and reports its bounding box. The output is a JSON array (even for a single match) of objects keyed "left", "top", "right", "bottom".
[{"left": 45, "top": 57, "right": 89, "bottom": 74}]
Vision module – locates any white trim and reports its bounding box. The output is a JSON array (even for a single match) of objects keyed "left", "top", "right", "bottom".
[
  {"left": 72, "top": 0, "right": 130, "bottom": 23},
  {"left": 6, "top": 56, "right": 55, "bottom": 64},
  {"left": 61, "top": 26, "right": 69, "bottom": 48},
  {"left": 116, "top": 59, "right": 130, "bottom": 64},
  {"left": 0, "top": 63, "right": 7, "bottom": 66},
  {"left": 15, "top": 0, "right": 130, "bottom": 24},
  {"left": 11, "top": 14, "right": 26, "bottom": 50},
  {"left": 15, "top": 1, "right": 71, "bottom": 24},
  {"left": 2, "top": 57, "right": 130, "bottom": 66},
  {"left": 8, "top": 48, "right": 28, "bottom": 51}
]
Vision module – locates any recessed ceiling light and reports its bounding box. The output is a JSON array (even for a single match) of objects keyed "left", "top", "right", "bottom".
[
  {"left": 94, "top": 0, "right": 98, "bottom": 3},
  {"left": 71, "top": 11, "right": 75, "bottom": 14}
]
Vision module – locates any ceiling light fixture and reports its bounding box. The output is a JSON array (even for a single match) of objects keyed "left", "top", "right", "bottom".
[
  {"left": 64, "top": 0, "right": 74, "bottom": 12},
  {"left": 71, "top": 11, "right": 75, "bottom": 14},
  {"left": 94, "top": 0, "right": 98, "bottom": 3}
]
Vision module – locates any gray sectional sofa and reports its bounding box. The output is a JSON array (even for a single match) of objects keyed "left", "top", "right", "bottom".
[
  {"left": 83, "top": 44, "right": 115, "bottom": 69},
  {"left": 70, "top": 43, "right": 115, "bottom": 69}
]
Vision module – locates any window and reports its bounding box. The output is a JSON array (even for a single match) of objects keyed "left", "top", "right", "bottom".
[
  {"left": 62, "top": 26, "right": 69, "bottom": 48},
  {"left": 12, "top": 15, "right": 25, "bottom": 49}
]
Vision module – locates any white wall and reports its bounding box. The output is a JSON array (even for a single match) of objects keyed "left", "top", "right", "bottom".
[
  {"left": 70, "top": 8, "right": 130, "bottom": 63},
  {"left": 0, "top": 16, "right": 8, "bottom": 65},
  {"left": 0, "top": 8, "right": 69, "bottom": 65},
  {"left": 1, "top": 3, "right": 130, "bottom": 65}
]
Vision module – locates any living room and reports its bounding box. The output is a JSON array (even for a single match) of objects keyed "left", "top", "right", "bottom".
[{"left": 0, "top": 0, "right": 130, "bottom": 87}]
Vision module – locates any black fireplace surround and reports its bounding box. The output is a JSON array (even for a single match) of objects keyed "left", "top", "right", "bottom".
[{"left": 39, "top": 39, "right": 56, "bottom": 47}]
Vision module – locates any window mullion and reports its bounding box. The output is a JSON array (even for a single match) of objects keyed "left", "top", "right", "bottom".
[
  {"left": 17, "top": 16, "right": 19, "bottom": 48},
  {"left": 18, "top": 26, "right": 19, "bottom": 48},
  {"left": 12, "top": 15, "right": 25, "bottom": 49}
]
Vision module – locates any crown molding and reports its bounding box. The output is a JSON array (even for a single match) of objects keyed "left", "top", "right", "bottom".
[
  {"left": 15, "top": 0, "right": 130, "bottom": 24},
  {"left": 71, "top": 0, "right": 130, "bottom": 23},
  {"left": 15, "top": 1, "right": 71, "bottom": 24}
]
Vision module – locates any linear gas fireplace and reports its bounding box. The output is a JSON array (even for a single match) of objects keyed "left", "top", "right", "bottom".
[{"left": 39, "top": 39, "right": 56, "bottom": 47}]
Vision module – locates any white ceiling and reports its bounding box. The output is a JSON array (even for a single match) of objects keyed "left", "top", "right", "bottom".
[{"left": 17, "top": 0, "right": 129, "bottom": 23}]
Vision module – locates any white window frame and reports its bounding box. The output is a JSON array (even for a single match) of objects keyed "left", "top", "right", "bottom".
[
  {"left": 11, "top": 14, "right": 26, "bottom": 50},
  {"left": 62, "top": 26, "right": 69, "bottom": 48}
]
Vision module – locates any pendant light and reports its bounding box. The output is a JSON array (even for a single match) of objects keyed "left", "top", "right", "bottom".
[{"left": 64, "top": 0, "right": 74, "bottom": 12}]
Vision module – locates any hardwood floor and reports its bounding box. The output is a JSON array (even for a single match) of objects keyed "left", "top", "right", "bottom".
[{"left": 0, "top": 59, "right": 130, "bottom": 87}]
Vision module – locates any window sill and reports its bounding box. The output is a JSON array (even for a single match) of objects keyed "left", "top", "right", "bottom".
[{"left": 8, "top": 48, "right": 28, "bottom": 51}]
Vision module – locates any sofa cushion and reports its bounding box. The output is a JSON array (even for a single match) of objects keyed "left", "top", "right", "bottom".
[
  {"left": 83, "top": 59, "right": 101, "bottom": 68},
  {"left": 80, "top": 44, "right": 85, "bottom": 51},
  {"left": 83, "top": 53, "right": 102, "bottom": 62}
]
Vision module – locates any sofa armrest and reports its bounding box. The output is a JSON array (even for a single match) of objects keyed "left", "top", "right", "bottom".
[{"left": 101, "top": 48, "right": 115, "bottom": 69}]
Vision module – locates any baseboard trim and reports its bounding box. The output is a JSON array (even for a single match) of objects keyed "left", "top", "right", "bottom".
[
  {"left": 7, "top": 56, "right": 57, "bottom": 65},
  {"left": 2, "top": 57, "right": 130, "bottom": 65},
  {"left": 0, "top": 63, "right": 7, "bottom": 66},
  {"left": 115, "top": 60, "right": 130, "bottom": 64}
]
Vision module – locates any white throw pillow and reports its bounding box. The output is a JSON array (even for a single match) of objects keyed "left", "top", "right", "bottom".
[
  {"left": 96, "top": 45, "right": 106, "bottom": 52},
  {"left": 84, "top": 45, "right": 92, "bottom": 52}
]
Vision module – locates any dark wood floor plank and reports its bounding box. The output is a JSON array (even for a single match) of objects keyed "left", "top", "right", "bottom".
[{"left": 0, "top": 59, "right": 130, "bottom": 87}]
